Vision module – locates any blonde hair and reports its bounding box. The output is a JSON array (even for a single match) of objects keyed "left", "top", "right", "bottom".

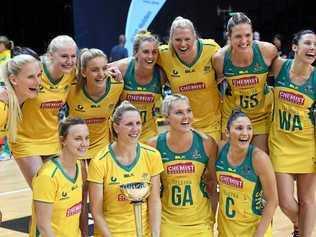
[
  {"left": 133, "top": 30, "right": 160, "bottom": 56},
  {"left": 0, "top": 35, "right": 14, "bottom": 50},
  {"left": 77, "top": 48, "right": 107, "bottom": 88},
  {"left": 169, "top": 16, "right": 197, "bottom": 53},
  {"left": 1, "top": 54, "right": 39, "bottom": 141},
  {"left": 43, "top": 35, "right": 77, "bottom": 64},
  {"left": 161, "top": 94, "right": 189, "bottom": 116},
  {"left": 111, "top": 101, "right": 139, "bottom": 140}
]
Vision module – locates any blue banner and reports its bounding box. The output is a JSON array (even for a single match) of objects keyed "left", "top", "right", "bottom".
[{"left": 125, "top": 0, "right": 166, "bottom": 56}]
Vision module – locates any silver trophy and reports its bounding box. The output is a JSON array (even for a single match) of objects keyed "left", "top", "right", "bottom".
[{"left": 120, "top": 182, "right": 151, "bottom": 237}]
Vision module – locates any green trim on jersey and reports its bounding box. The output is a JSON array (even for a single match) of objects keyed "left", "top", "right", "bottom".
[
  {"left": 156, "top": 130, "right": 208, "bottom": 165},
  {"left": 124, "top": 58, "right": 162, "bottom": 93},
  {"left": 275, "top": 59, "right": 316, "bottom": 99},
  {"left": 43, "top": 63, "right": 64, "bottom": 85},
  {"left": 175, "top": 39, "right": 203, "bottom": 67},
  {"left": 139, "top": 144, "right": 157, "bottom": 153},
  {"left": 109, "top": 143, "right": 141, "bottom": 172},
  {"left": 223, "top": 41, "right": 269, "bottom": 76},
  {"left": 275, "top": 59, "right": 316, "bottom": 125},
  {"left": 82, "top": 76, "right": 112, "bottom": 104},
  {"left": 216, "top": 143, "right": 264, "bottom": 216},
  {"left": 216, "top": 143, "right": 257, "bottom": 183},
  {"left": 51, "top": 157, "right": 79, "bottom": 184},
  {"left": 98, "top": 149, "right": 111, "bottom": 160}
]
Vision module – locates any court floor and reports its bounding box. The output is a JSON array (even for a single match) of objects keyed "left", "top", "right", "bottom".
[{"left": 0, "top": 157, "right": 315, "bottom": 236}]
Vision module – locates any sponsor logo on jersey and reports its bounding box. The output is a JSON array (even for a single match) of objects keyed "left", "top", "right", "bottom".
[
  {"left": 175, "top": 155, "right": 185, "bottom": 160},
  {"left": 142, "top": 173, "right": 149, "bottom": 180},
  {"left": 185, "top": 68, "right": 195, "bottom": 73},
  {"left": 40, "top": 100, "right": 64, "bottom": 109},
  {"left": 124, "top": 173, "right": 135, "bottom": 178},
  {"left": 85, "top": 117, "right": 106, "bottom": 124},
  {"left": 219, "top": 175, "right": 243, "bottom": 189},
  {"left": 279, "top": 91, "right": 305, "bottom": 105},
  {"left": 179, "top": 82, "right": 206, "bottom": 92},
  {"left": 66, "top": 202, "right": 82, "bottom": 217},
  {"left": 60, "top": 191, "right": 69, "bottom": 200},
  {"left": 71, "top": 184, "right": 79, "bottom": 191},
  {"left": 118, "top": 194, "right": 127, "bottom": 201},
  {"left": 203, "top": 65, "right": 211, "bottom": 73},
  {"left": 232, "top": 76, "right": 259, "bottom": 87},
  {"left": 167, "top": 162, "right": 195, "bottom": 174},
  {"left": 75, "top": 104, "right": 85, "bottom": 112},
  {"left": 192, "top": 149, "right": 201, "bottom": 159},
  {"left": 171, "top": 69, "right": 180, "bottom": 77},
  {"left": 91, "top": 104, "right": 101, "bottom": 108},
  {"left": 38, "top": 85, "right": 45, "bottom": 93},
  {"left": 109, "top": 176, "right": 120, "bottom": 185},
  {"left": 126, "top": 94, "right": 154, "bottom": 103}
]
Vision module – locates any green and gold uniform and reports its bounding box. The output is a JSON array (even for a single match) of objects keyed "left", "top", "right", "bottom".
[
  {"left": 222, "top": 42, "right": 272, "bottom": 134},
  {"left": 0, "top": 101, "right": 8, "bottom": 138},
  {"left": 66, "top": 77, "right": 123, "bottom": 159},
  {"left": 0, "top": 55, "right": 10, "bottom": 138},
  {"left": 156, "top": 130, "right": 213, "bottom": 237},
  {"left": 88, "top": 143, "right": 163, "bottom": 237},
  {"left": 120, "top": 59, "right": 162, "bottom": 142},
  {"left": 158, "top": 39, "right": 221, "bottom": 140},
  {"left": 269, "top": 60, "right": 316, "bottom": 173},
  {"left": 0, "top": 49, "right": 11, "bottom": 65},
  {"left": 30, "top": 157, "right": 82, "bottom": 237},
  {"left": 216, "top": 143, "right": 272, "bottom": 237},
  {"left": 10, "top": 63, "right": 75, "bottom": 158}
]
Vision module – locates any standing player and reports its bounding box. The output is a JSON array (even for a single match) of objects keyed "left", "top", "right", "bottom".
[
  {"left": 110, "top": 30, "right": 163, "bottom": 142},
  {"left": 88, "top": 101, "right": 163, "bottom": 237},
  {"left": 29, "top": 117, "right": 89, "bottom": 237},
  {"left": 158, "top": 16, "right": 221, "bottom": 141},
  {"left": 0, "top": 54, "right": 41, "bottom": 222},
  {"left": 269, "top": 30, "right": 316, "bottom": 237},
  {"left": 9, "top": 35, "right": 78, "bottom": 187},
  {"left": 65, "top": 48, "right": 123, "bottom": 160},
  {"left": 216, "top": 110, "right": 278, "bottom": 237},
  {"left": 147, "top": 94, "right": 218, "bottom": 237},
  {"left": 212, "top": 12, "right": 278, "bottom": 152}
]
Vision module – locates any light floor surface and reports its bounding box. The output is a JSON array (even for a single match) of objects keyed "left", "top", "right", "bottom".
[{"left": 1, "top": 157, "right": 315, "bottom": 237}]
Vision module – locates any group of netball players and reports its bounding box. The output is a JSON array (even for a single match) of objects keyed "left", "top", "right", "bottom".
[{"left": 0, "top": 11, "right": 315, "bottom": 237}]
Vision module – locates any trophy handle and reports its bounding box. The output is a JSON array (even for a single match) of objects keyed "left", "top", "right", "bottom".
[{"left": 133, "top": 202, "right": 143, "bottom": 237}]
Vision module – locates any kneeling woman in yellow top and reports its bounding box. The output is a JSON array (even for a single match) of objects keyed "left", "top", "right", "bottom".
[
  {"left": 269, "top": 30, "right": 316, "bottom": 237},
  {"left": 88, "top": 101, "right": 163, "bottom": 237},
  {"left": 30, "top": 117, "right": 89, "bottom": 237},
  {"left": 10, "top": 35, "right": 78, "bottom": 187},
  {"left": 147, "top": 94, "right": 218, "bottom": 237},
  {"left": 216, "top": 110, "right": 278, "bottom": 237}
]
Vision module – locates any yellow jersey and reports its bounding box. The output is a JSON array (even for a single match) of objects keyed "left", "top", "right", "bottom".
[
  {"left": 10, "top": 63, "right": 76, "bottom": 158},
  {"left": 66, "top": 77, "right": 123, "bottom": 159},
  {"left": 29, "top": 157, "right": 82, "bottom": 237},
  {"left": 222, "top": 42, "right": 272, "bottom": 134},
  {"left": 156, "top": 130, "right": 214, "bottom": 237},
  {"left": 158, "top": 39, "right": 221, "bottom": 140},
  {"left": 216, "top": 143, "right": 271, "bottom": 237},
  {"left": 269, "top": 60, "right": 316, "bottom": 173},
  {"left": 88, "top": 143, "right": 163, "bottom": 237},
  {"left": 0, "top": 49, "right": 11, "bottom": 65},
  {"left": 120, "top": 59, "right": 162, "bottom": 142}
]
